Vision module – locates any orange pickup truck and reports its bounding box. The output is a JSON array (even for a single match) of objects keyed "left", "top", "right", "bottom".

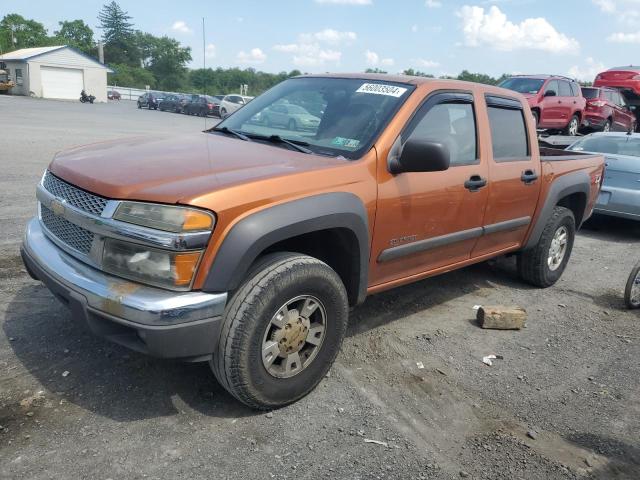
[{"left": 21, "top": 74, "right": 605, "bottom": 409}]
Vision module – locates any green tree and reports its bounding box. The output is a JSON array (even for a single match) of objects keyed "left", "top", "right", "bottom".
[
  {"left": 365, "top": 68, "right": 388, "bottom": 74},
  {"left": 98, "top": 1, "right": 138, "bottom": 66},
  {"left": 108, "top": 63, "right": 155, "bottom": 89},
  {"left": 402, "top": 68, "right": 434, "bottom": 78},
  {"left": 54, "top": 20, "right": 95, "bottom": 55},
  {"left": 0, "top": 14, "right": 49, "bottom": 52},
  {"left": 146, "top": 36, "right": 191, "bottom": 91},
  {"left": 456, "top": 70, "right": 499, "bottom": 85}
]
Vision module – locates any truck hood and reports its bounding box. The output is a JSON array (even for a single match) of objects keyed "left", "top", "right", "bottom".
[{"left": 49, "top": 133, "right": 347, "bottom": 204}]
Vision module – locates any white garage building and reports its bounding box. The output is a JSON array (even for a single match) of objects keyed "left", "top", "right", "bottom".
[{"left": 0, "top": 46, "right": 111, "bottom": 102}]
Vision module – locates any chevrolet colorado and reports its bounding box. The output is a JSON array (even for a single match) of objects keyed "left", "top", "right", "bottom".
[{"left": 21, "top": 74, "right": 605, "bottom": 409}]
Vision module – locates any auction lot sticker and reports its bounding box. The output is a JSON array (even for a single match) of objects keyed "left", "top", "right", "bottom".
[{"left": 356, "top": 83, "right": 408, "bottom": 97}]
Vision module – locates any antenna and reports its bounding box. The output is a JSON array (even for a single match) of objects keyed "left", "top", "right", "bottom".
[{"left": 202, "top": 17, "right": 207, "bottom": 129}]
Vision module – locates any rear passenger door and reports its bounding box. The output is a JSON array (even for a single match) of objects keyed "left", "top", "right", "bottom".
[
  {"left": 371, "top": 91, "right": 490, "bottom": 286},
  {"left": 471, "top": 95, "right": 542, "bottom": 257},
  {"left": 558, "top": 80, "right": 574, "bottom": 124}
]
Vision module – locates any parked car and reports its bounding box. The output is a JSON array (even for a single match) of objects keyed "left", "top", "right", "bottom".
[
  {"left": 594, "top": 66, "right": 640, "bottom": 131},
  {"left": 219, "top": 94, "right": 253, "bottom": 118},
  {"left": 21, "top": 74, "right": 604, "bottom": 409},
  {"left": 567, "top": 132, "right": 640, "bottom": 220},
  {"left": 159, "top": 94, "right": 189, "bottom": 113},
  {"left": 580, "top": 87, "right": 636, "bottom": 133},
  {"left": 107, "top": 90, "right": 121, "bottom": 100},
  {"left": 498, "top": 75, "right": 586, "bottom": 135},
  {"left": 260, "top": 103, "right": 321, "bottom": 131},
  {"left": 137, "top": 92, "right": 162, "bottom": 110},
  {"left": 183, "top": 95, "right": 219, "bottom": 116},
  {"left": 209, "top": 95, "right": 225, "bottom": 117}
]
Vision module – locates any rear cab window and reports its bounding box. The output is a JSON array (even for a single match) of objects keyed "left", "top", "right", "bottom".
[
  {"left": 581, "top": 88, "right": 600, "bottom": 99},
  {"left": 485, "top": 95, "right": 530, "bottom": 162}
]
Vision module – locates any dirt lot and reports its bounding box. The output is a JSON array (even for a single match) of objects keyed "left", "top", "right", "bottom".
[{"left": 0, "top": 96, "right": 638, "bottom": 480}]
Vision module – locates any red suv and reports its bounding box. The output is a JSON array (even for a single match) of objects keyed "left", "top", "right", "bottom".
[
  {"left": 581, "top": 87, "right": 636, "bottom": 132},
  {"left": 499, "top": 75, "right": 586, "bottom": 135}
]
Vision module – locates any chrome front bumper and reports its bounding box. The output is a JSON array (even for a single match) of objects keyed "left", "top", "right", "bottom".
[{"left": 21, "top": 218, "right": 227, "bottom": 359}]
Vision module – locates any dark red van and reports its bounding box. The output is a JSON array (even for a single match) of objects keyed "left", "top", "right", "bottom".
[{"left": 499, "top": 75, "right": 586, "bottom": 135}]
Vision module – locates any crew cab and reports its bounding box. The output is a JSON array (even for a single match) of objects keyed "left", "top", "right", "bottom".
[
  {"left": 21, "top": 74, "right": 605, "bottom": 409},
  {"left": 499, "top": 75, "right": 586, "bottom": 135}
]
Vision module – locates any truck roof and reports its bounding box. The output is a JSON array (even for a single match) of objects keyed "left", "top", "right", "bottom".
[{"left": 298, "top": 72, "right": 438, "bottom": 86}]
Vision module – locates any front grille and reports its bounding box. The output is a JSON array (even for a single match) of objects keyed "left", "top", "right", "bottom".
[
  {"left": 41, "top": 206, "right": 95, "bottom": 255},
  {"left": 42, "top": 171, "right": 108, "bottom": 216}
]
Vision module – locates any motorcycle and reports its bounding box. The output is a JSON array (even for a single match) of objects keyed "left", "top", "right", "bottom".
[
  {"left": 625, "top": 261, "right": 640, "bottom": 309},
  {"left": 80, "top": 90, "right": 95, "bottom": 104}
]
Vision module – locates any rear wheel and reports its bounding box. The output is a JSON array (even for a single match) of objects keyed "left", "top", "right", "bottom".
[
  {"left": 532, "top": 111, "right": 539, "bottom": 129},
  {"left": 625, "top": 262, "right": 640, "bottom": 309},
  {"left": 564, "top": 115, "right": 579, "bottom": 136},
  {"left": 602, "top": 119, "right": 611, "bottom": 132},
  {"left": 518, "top": 206, "right": 575, "bottom": 287},
  {"left": 220, "top": 108, "right": 228, "bottom": 118},
  {"left": 210, "top": 253, "right": 349, "bottom": 410}
]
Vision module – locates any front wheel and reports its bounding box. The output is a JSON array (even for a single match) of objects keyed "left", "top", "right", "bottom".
[
  {"left": 211, "top": 253, "right": 349, "bottom": 410},
  {"left": 517, "top": 206, "right": 575, "bottom": 287},
  {"left": 564, "top": 115, "right": 579, "bottom": 136},
  {"left": 220, "top": 108, "right": 227, "bottom": 118},
  {"left": 625, "top": 262, "right": 640, "bottom": 309},
  {"left": 602, "top": 119, "right": 611, "bottom": 132}
]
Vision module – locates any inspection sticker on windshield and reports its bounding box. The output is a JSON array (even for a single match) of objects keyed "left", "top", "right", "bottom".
[
  {"left": 332, "top": 137, "right": 360, "bottom": 148},
  {"left": 356, "top": 83, "right": 407, "bottom": 97}
]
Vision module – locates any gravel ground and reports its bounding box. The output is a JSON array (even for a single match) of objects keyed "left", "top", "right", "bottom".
[{"left": 0, "top": 96, "right": 638, "bottom": 480}]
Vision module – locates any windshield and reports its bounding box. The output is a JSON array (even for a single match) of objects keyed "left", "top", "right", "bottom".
[
  {"left": 568, "top": 135, "right": 640, "bottom": 157},
  {"left": 499, "top": 78, "right": 545, "bottom": 94},
  {"left": 215, "top": 77, "right": 415, "bottom": 158}
]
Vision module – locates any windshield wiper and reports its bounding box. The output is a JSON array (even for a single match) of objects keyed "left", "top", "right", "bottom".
[
  {"left": 212, "top": 126, "right": 251, "bottom": 141},
  {"left": 259, "top": 135, "right": 313, "bottom": 154}
]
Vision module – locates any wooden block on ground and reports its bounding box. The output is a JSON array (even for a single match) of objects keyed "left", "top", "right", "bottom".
[{"left": 478, "top": 306, "right": 526, "bottom": 330}]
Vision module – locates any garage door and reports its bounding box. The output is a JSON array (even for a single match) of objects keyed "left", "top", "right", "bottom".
[{"left": 41, "top": 66, "right": 84, "bottom": 100}]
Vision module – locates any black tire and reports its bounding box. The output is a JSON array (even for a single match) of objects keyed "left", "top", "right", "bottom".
[
  {"left": 137, "top": 103, "right": 141, "bottom": 109},
  {"left": 211, "top": 253, "right": 349, "bottom": 410},
  {"left": 602, "top": 119, "right": 612, "bottom": 132},
  {"left": 564, "top": 114, "right": 579, "bottom": 136},
  {"left": 624, "top": 262, "right": 640, "bottom": 309},
  {"left": 220, "top": 108, "right": 227, "bottom": 118},
  {"left": 532, "top": 110, "right": 539, "bottom": 129},
  {"left": 517, "top": 206, "right": 576, "bottom": 288}
]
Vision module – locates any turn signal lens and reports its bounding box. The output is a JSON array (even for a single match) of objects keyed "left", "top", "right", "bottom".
[
  {"left": 174, "top": 252, "right": 202, "bottom": 286},
  {"left": 114, "top": 202, "right": 215, "bottom": 233}
]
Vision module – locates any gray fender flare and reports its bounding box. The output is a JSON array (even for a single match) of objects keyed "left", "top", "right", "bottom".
[
  {"left": 524, "top": 170, "right": 591, "bottom": 250},
  {"left": 202, "top": 192, "right": 369, "bottom": 304}
]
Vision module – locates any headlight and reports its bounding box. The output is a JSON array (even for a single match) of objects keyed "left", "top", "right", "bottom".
[
  {"left": 113, "top": 202, "right": 214, "bottom": 233},
  {"left": 102, "top": 238, "right": 202, "bottom": 290}
]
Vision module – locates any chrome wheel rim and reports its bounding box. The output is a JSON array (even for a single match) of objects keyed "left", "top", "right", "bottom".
[
  {"left": 603, "top": 121, "right": 611, "bottom": 132},
  {"left": 569, "top": 118, "right": 579, "bottom": 135},
  {"left": 261, "top": 295, "right": 327, "bottom": 379},
  {"left": 631, "top": 273, "right": 640, "bottom": 307},
  {"left": 548, "top": 226, "right": 569, "bottom": 271}
]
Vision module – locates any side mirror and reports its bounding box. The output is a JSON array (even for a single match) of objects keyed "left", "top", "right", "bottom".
[
  {"left": 388, "top": 139, "right": 450, "bottom": 174},
  {"left": 544, "top": 90, "right": 556, "bottom": 97}
]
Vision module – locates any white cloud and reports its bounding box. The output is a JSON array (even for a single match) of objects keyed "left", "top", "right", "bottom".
[
  {"left": 205, "top": 44, "right": 216, "bottom": 58},
  {"left": 299, "top": 29, "right": 357, "bottom": 45},
  {"left": 365, "top": 50, "right": 393, "bottom": 66},
  {"left": 171, "top": 21, "right": 192, "bottom": 34},
  {"left": 592, "top": 0, "right": 640, "bottom": 25},
  {"left": 273, "top": 29, "right": 354, "bottom": 67},
  {"left": 315, "top": 0, "right": 372, "bottom": 4},
  {"left": 457, "top": 5, "right": 579, "bottom": 53},
  {"left": 426, "top": 0, "right": 442, "bottom": 7},
  {"left": 236, "top": 48, "right": 267, "bottom": 64},
  {"left": 567, "top": 57, "right": 606, "bottom": 81},
  {"left": 413, "top": 58, "right": 440, "bottom": 68},
  {"left": 607, "top": 31, "right": 640, "bottom": 42},
  {"left": 411, "top": 24, "right": 419, "bottom": 32}
]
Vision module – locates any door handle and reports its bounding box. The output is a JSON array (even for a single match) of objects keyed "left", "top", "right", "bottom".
[
  {"left": 464, "top": 175, "right": 487, "bottom": 191},
  {"left": 521, "top": 169, "right": 538, "bottom": 184},
  {"left": 558, "top": 100, "right": 562, "bottom": 104}
]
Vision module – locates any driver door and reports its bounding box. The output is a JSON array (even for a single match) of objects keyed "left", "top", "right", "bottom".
[{"left": 370, "top": 91, "right": 489, "bottom": 287}]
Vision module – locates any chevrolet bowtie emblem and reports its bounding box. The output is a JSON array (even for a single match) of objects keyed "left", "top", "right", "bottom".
[{"left": 50, "top": 198, "right": 66, "bottom": 216}]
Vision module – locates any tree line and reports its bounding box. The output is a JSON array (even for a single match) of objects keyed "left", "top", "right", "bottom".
[{"left": 1, "top": 2, "right": 519, "bottom": 95}]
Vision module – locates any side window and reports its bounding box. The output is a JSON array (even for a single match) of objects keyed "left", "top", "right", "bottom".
[
  {"left": 407, "top": 101, "right": 478, "bottom": 167},
  {"left": 16, "top": 68, "right": 23, "bottom": 85},
  {"left": 544, "top": 80, "right": 559, "bottom": 96},
  {"left": 616, "top": 92, "right": 626, "bottom": 107},
  {"left": 487, "top": 106, "right": 529, "bottom": 162},
  {"left": 570, "top": 82, "right": 580, "bottom": 96},
  {"left": 604, "top": 91, "right": 614, "bottom": 104},
  {"left": 558, "top": 81, "right": 572, "bottom": 97}
]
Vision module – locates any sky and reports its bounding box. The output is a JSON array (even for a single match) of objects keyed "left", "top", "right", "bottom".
[{"left": 9, "top": 0, "right": 640, "bottom": 81}]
